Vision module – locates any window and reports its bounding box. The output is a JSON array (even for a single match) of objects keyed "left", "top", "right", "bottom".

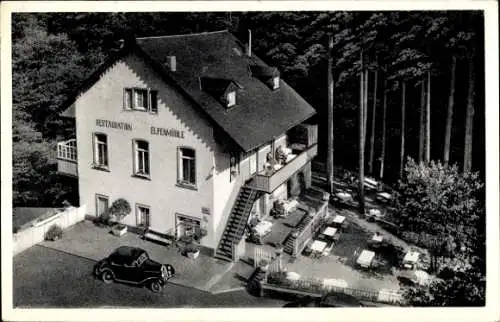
[
  {"left": 93, "top": 133, "right": 108, "bottom": 168},
  {"left": 124, "top": 88, "right": 158, "bottom": 113},
  {"left": 95, "top": 194, "right": 109, "bottom": 218},
  {"left": 136, "top": 204, "right": 150, "bottom": 227},
  {"left": 230, "top": 152, "right": 240, "bottom": 182},
  {"left": 135, "top": 89, "right": 148, "bottom": 110},
  {"left": 176, "top": 214, "right": 200, "bottom": 239},
  {"left": 273, "top": 76, "right": 280, "bottom": 90},
  {"left": 133, "top": 140, "right": 150, "bottom": 177},
  {"left": 226, "top": 91, "right": 236, "bottom": 107},
  {"left": 124, "top": 89, "right": 133, "bottom": 110},
  {"left": 178, "top": 147, "right": 196, "bottom": 187}
]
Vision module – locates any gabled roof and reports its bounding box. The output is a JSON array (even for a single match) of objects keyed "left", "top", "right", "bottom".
[{"left": 62, "top": 30, "right": 316, "bottom": 152}]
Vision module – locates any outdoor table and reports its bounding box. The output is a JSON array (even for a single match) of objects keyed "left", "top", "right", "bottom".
[
  {"left": 286, "top": 271, "right": 301, "bottom": 281},
  {"left": 403, "top": 251, "right": 420, "bottom": 263},
  {"left": 402, "top": 251, "right": 420, "bottom": 269},
  {"left": 335, "top": 192, "right": 353, "bottom": 202},
  {"left": 377, "top": 192, "right": 392, "bottom": 201},
  {"left": 332, "top": 215, "right": 346, "bottom": 225},
  {"left": 356, "top": 249, "right": 375, "bottom": 268},
  {"left": 323, "top": 278, "right": 348, "bottom": 290},
  {"left": 321, "top": 227, "right": 338, "bottom": 238},
  {"left": 364, "top": 177, "right": 378, "bottom": 190},
  {"left": 371, "top": 234, "right": 384, "bottom": 243},
  {"left": 253, "top": 220, "right": 273, "bottom": 237},
  {"left": 310, "top": 240, "right": 327, "bottom": 254}
]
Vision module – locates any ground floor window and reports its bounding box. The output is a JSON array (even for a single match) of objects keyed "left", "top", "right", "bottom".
[
  {"left": 95, "top": 194, "right": 109, "bottom": 217},
  {"left": 136, "top": 204, "right": 150, "bottom": 227},
  {"left": 175, "top": 214, "right": 201, "bottom": 240}
]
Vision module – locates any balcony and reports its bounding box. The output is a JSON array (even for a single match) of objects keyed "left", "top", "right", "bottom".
[
  {"left": 246, "top": 124, "right": 318, "bottom": 193},
  {"left": 57, "top": 139, "right": 78, "bottom": 177}
]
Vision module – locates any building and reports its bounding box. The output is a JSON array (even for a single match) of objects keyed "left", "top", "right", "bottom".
[{"left": 57, "top": 30, "right": 318, "bottom": 260}]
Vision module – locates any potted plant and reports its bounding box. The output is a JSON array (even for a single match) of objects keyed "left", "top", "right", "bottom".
[
  {"left": 45, "top": 224, "right": 63, "bottom": 241},
  {"left": 108, "top": 198, "right": 131, "bottom": 237}
]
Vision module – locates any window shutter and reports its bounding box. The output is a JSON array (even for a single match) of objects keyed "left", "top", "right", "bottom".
[
  {"left": 177, "top": 147, "right": 182, "bottom": 183},
  {"left": 150, "top": 90, "right": 158, "bottom": 114},
  {"left": 147, "top": 89, "right": 151, "bottom": 112},
  {"left": 123, "top": 89, "right": 127, "bottom": 110}
]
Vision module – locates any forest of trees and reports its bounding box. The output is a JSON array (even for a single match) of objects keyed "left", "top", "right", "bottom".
[{"left": 11, "top": 10, "right": 487, "bottom": 307}]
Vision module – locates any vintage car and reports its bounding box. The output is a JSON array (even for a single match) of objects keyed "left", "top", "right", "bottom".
[{"left": 93, "top": 246, "right": 175, "bottom": 292}]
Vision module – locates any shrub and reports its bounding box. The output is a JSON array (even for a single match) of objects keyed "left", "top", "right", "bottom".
[
  {"left": 45, "top": 224, "right": 63, "bottom": 241},
  {"left": 108, "top": 198, "right": 131, "bottom": 223}
]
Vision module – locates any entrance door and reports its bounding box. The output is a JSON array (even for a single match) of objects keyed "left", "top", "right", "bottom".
[
  {"left": 96, "top": 195, "right": 109, "bottom": 217},
  {"left": 249, "top": 152, "right": 257, "bottom": 176}
]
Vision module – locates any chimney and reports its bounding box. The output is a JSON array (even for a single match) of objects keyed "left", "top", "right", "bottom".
[
  {"left": 165, "top": 55, "right": 176, "bottom": 72},
  {"left": 247, "top": 29, "right": 252, "bottom": 57}
]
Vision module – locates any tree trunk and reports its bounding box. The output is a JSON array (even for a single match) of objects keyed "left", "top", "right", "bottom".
[
  {"left": 368, "top": 66, "right": 378, "bottom": 175},
  {"left": 400, "top": 81, "right": 406, "bottom": 178},
  {"left": 358, "top": 52, "right": 365, "bottom": 214},
  {"left": 425, "top": 71, "right": 431, "bottom": 163},
  {"left": 379, "top": 76, "right": 387, "bottom": 180},
  {"left": 326, "top": 36, "right": 335, "bottom": 194},
  {"left": 444, "top": 56, "right": 456, "bottom": 165},
  {"left": 363, "top": 69, "right": 369, "bottom": 153},
  {"left": 418, "top": 78, "right": 425, "bottom": 163},
  {"left": 463, "top": 59, "right": 475, "bottom": 172}
]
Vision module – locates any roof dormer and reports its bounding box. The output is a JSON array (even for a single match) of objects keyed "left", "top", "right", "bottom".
[
  {"left": 164, "top": 55, "right": 176, "bottom": 72},
  {"left": 250, "top": 65, "right": 280, "bottom": 90},
  {"left": 200, "top": 77, "right": 240, "bottom": 109}
]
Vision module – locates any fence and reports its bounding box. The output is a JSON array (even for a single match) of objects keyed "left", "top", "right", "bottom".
[
  {"left": 13, "top": 205, "right": 87, "bottom": 255},
  {"left": 263, "top": 273, "right": 403, "bottom": 305},
  {"left": 253, "top": 246, "right": 281, "bottom": 272}
]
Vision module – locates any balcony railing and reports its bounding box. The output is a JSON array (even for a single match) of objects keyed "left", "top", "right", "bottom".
[
  {"left": 57, "top": 139, "right": 78, "bottom": 177},
  {"left": 247, "top": 143, "right": 317, "bottom": 193}
]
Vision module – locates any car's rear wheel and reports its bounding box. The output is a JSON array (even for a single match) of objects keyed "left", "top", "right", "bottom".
[
  {"left": 149, "top": 279, "right": 163, "bottom": 293},
  {"left": 101, "top": 270, "right": 114, "bottom": 284}
]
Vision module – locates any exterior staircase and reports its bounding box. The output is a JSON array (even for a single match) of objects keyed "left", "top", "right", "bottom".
[
  {"left": 215, "top": 186, "right": 258, "bottom": 261},
  {"left": 283, "top": 215, "right": 313, "bottom": 255}
]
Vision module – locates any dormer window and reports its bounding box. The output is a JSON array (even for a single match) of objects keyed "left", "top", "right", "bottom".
[
  {"left": 250, "top": 65, "right": 280, "bottom": 90},
  {"left": 165, "top": 55, "right": 176, "bottom": 72},
  {"left": 200, "top": 77, "right": 239, "bottom": 110},
  {"left": 227, "top": 91, "right": 236, "bottom": 107},
  {"left": 273, "top": 76, "right": 280, "bottom": 90}
]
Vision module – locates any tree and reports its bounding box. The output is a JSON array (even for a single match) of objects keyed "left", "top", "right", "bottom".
[
  {"left": 358, "top": 51, "right": 366, "bottom": 213},
  {"left": 425, "top": 71, "right": 431, "bottom": 163},
  {"left": 368, "top": 59, "right": 378, "bottom": 175},
  {"left": 463, "top": 59, "right": 475, "bottom": 172},
  {"left": 399, "top": 81, "right": 406, "bottom": 178},
  {"left": 394, "top": 158, "right": 484, "bottom": 273},
  {"left": 418, "top": 78, "right": 426, "bottom": 163},
  {"left": 379, "top": 76, "right": 388, "bottom": 179},
  {"left": 402, "top": 264, "right": 485, "bottom": 306},
  {"left": 443, "top": 55, "right": 456, "bottom": 165},
  {"left": 326, "top": 35, "right": 335, "bottom": 194}
]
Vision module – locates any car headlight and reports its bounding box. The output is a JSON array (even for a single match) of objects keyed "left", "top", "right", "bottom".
[{"left": 161, "top": 265, "right": 167, "bottom": 279}]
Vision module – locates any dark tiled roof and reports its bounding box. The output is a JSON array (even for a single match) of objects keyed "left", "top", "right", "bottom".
[{"left": 136, "top": 31, "right": 316, "bottom": 152}]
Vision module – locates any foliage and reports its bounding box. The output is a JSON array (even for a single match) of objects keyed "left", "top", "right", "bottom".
[
  {"left": 394, "top": 158, "right": 484, "bottom": 272},
  {"left": 107, "top": 198, "right": 131, "bottom": 223},
  {"left": 45, "top": 224, "right": 63, "bottom": 241},
  {"left": 402, "top": 263, "right": 485, "bottom": 306}
]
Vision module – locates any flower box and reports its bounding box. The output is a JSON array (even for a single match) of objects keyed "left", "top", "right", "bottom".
[
  {"left": 186, "top": 250, "right": 200, "bottom": 259},
  {"left": 111, "top": 224, "right": 128, "bottom": 237}
]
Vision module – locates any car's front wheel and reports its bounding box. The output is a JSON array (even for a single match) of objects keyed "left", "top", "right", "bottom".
[
  {"left": 149, "top": 279, "right": 163, "bottom": 293},
  {"left": 101, "top": 269, "right": 114, "bottom": 284}
]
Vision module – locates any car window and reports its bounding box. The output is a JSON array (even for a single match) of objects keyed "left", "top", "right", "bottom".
[{"left": 135, "top": 252, "right": 148, "bottom": 267}]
